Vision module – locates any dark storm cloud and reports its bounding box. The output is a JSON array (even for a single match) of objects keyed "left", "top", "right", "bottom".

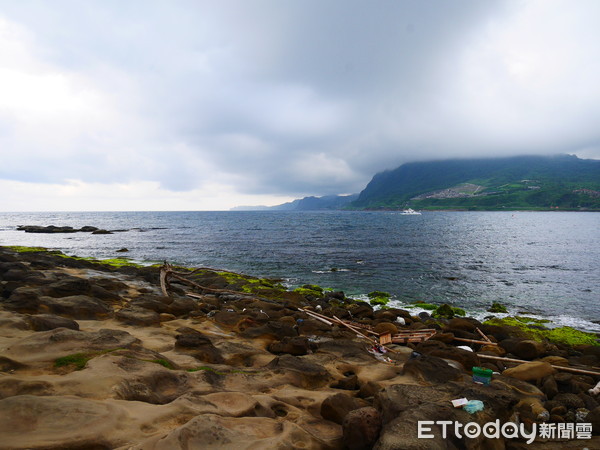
[{"left": 1, "top": 0, "right": 599, "bottom": 205}]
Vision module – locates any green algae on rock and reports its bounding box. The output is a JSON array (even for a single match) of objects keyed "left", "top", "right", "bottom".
[{"left": 483, "top": 316, "right": 599, "bottom": 347}]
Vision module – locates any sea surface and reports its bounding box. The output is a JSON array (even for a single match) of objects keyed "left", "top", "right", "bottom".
[{"left": 1, "top": 211, "right": 599, "bottom": 331}]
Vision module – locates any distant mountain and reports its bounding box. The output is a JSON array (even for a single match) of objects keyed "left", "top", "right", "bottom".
[
  {"left": 352, "top": 154, "right": 600, "bottom": 210},
  {"left": 231, "top": 194, "right": 358, "bottom": 211}
]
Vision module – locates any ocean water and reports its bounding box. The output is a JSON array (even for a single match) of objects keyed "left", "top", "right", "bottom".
[{"left": 1, "top": 210, "right": 599, "bottom": 331}]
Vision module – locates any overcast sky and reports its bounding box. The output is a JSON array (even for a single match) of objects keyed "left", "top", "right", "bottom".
[{"left": 1, "top": 0, "right": 599, "bottom": 211}]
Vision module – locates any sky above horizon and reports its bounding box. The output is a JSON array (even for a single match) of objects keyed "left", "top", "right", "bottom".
[{"left": 1, "top": 0, "right": 600, "bottom": 211}]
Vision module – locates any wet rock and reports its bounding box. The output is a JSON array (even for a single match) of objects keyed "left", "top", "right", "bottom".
[
  {"left": 513, "top": 339, "right": 546, "bottom": 360},
  {"left": 417, "top": 311, "right": 430, "bottom": 321},
  {"left": 17, "top": 225, "right": 80, "bottom": 233},
  {"left": 92, "top": 229, "right": 113, "bottom": 234},
  {"left": 115, "top": 306, "right": 160, "bottom": 327},
  {"left": 40, "top": 295, "right": 113, "bottom": 320},
  {"left": 29, "top": 314, "right": 79, "bottom": 331},
  {"left": 503, "top": 361, "right": 555, "bottom": 381},
  {"left": 320, "top": 393, "right": 364, "bottom": 425},
  {"left": 116, "top": 248, "right": 129, "bottom": 253},
  {"left": 342, "top": 407, "right": 381, "bottom": 450},
  {"left": 402, "top": 353, "right": 464, "bottom": 383}
]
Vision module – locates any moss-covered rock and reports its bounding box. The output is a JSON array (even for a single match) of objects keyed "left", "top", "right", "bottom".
[
  {"left": 488, "top": 302, "right": 508, "bottom": 313},
  {"left": 293, "top": 285, "right": 325, "bottom": 298},
  {"left": 431, "top": 303, "right": 455, "bottom": 319},
  {"left": 369, "top": 297, "right": 389, "bottom": 306},
  {"left": 483, "top": 316, "right": 599, "bottom": 347}
]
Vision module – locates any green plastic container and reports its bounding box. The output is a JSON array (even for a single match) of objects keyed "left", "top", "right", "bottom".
[{"left": 472, "top": 367, "right": 493, "bottom": 385}]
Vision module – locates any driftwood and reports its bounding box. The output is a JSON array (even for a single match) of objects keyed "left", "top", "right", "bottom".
[
  {"left": 453, "top": 337, "right": 498, "bottom": 346},
  {"left": 475, "top": 327, "right": 493, "bottom": 343},
  {"left": 477, "top": 354, "right": 600, "bottom": 377},
  {"left": 160, "top": 263, "right": 253, "bottom": 297}
]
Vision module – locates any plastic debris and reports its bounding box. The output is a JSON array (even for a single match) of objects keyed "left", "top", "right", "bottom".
[
  {"left": 463, "top": 400, "right": 484, "bottom": 414},
  {"left": 451, "top": 398, "right": 469, "bottom": 408},
  {"left": 472, "top": 366, "right": 493, "bottom": 385},
  {"left": 457, "top": 345, "right": 473, "bottom": 352}
]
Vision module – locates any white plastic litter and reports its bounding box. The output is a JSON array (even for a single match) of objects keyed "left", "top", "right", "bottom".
[{"left": 451, "top": 398, "right": 469, "bottom": 408}]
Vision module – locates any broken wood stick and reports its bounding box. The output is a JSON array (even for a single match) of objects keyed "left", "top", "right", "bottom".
[
  {"left": 301, "top": 309, "right": 334, "bottom": 326},
  {"left": 477, "top": 354, "right": 600, "bottom": 377},
  {"left": 334, "top": 315, "right": 380, "bottom": 345},
  {"left": 475, "top": 327, "right": 493, "bottom": 343},
  {"left": 454, "top": 337, "right": 498, "bottom": 346}
]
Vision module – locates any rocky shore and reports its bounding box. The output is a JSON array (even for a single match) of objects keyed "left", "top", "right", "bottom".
[{"left": 0, "top": 246, "right": 599, "bottom": 449}]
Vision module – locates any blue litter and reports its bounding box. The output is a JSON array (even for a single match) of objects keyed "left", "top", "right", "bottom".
[{"left": 463, "top": 400, "right": 484, "bottom": 414}]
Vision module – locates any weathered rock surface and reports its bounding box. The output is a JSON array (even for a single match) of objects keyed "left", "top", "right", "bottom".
[{"left": 1, "top": 246, "right": 599, "bottom": 450}]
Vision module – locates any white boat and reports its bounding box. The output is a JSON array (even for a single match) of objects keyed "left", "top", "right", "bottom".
[{"left": 400, "top": 208, "right": 421, "bottom": 215}]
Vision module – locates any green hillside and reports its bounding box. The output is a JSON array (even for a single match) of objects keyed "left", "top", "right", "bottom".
[{"left": 351, "top": 155, "right": 600, "bottom": 210}]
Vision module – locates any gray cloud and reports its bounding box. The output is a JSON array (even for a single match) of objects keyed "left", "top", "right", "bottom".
[{"left": 0, "top": 0, "right": 599, "bottom": 207}]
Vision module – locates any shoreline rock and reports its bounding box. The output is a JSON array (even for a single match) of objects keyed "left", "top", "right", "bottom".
[{"left": 0, "top": 245, "right": 599, "bottom": 449}]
